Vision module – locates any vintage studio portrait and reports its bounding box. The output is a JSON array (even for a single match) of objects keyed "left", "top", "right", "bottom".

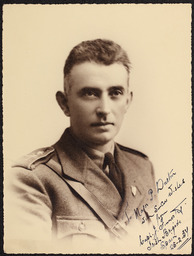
[{"left": 3, "top": 4, "right": 192, "bottom": 254}]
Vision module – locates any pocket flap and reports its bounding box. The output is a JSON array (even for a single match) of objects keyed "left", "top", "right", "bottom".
[{"left": 56, "top": 217, "right": 109, "bottom": 240}]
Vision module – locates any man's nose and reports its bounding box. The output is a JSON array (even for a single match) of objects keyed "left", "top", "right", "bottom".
[{"left": 96, "top": 95, "right": 111, "bottom": 117}]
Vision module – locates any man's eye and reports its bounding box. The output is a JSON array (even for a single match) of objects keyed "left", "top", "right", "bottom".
[
  {"left": 82, "top": 90, "right": 98, "bottom": 98},
  {"left": 86, "top": 91, "right": 96, "bottom": 96},
  {"left": 110, "top": 89, "right": 123, "bottom": 97}
]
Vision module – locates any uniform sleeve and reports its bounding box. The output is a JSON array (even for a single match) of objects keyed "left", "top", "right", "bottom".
[{"left": 5, "top": 167, "right": 53, "bottom": 243}]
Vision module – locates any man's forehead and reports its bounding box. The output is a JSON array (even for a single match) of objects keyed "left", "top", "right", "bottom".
[
  {"left": 70, "top": 61, "right": 127, "bottom": 73},
  {"left": 69, "top": 61, "right": 128, "bottom": 83},
  {"left": 64, "top": 61, "right": 129, "bottom": 94}
]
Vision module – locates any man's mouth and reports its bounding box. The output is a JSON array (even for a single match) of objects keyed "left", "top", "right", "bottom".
[{"left": 91, "top": 122, "right": 114, "bottom": 127}]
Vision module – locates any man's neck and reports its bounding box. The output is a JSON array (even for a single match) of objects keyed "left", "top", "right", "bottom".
[
  {"left": 85, "top": 141, "right": 114, "bottom": 154},
  {"left": 69, "top": 128, "right": 114, "bottom": 154}
]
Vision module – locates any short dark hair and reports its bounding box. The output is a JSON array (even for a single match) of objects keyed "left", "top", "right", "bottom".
[{"left": 63, "top": 39, "right": 131, "bottom": 95}]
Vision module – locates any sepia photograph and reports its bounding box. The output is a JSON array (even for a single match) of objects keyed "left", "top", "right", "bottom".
[{"left": 3, "top": 3, "right": 192, "bottom": 254}]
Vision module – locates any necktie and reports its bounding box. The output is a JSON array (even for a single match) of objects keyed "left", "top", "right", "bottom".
[{"left": 103, "top": 152, "right": 124, "bottom": 198}]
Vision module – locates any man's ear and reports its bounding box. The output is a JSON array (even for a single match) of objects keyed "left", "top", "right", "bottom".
[
  {"left": 125, "top": 91, "right": 133, "bottom": 112},
  {"left": 56, "top": 91, "right": 70, "bottom": 117}
]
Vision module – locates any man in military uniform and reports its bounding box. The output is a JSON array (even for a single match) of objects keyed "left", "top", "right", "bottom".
[{"left": 5, "top": 39, "right": 157, "bottom": 253}]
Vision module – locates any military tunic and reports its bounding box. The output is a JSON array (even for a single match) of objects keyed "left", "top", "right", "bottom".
[{"left": 5, "top": 128, "right": 157, "bottom": 252}]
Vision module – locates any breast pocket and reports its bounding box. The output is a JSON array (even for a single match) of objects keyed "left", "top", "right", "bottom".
[{"left": 55, "top": 216, "right": 110, "bottom": 240}]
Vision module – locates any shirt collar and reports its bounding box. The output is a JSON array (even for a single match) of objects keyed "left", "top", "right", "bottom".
[{"left": 82, "top": 142, "right": 115, "bottom": 170}]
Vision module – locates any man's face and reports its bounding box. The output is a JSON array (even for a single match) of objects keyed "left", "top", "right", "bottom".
[{"left": 64, "top": 62, "right": 131, "bottom": 149}]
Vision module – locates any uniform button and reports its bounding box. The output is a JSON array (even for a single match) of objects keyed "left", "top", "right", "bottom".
[
  {"left": 78, "top": 221, "right": 86, "bottom": 232},
  {"left": 30, "top": 164, "right": 35, "bottom": 169},
  {"left": 36, "top": 151, "right": 43, "bottom": 156}
]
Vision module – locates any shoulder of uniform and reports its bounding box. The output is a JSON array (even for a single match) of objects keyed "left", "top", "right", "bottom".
[
  {"left": 117, "top": 143, "right": 148, "bottom": 159},
  {"left": 12, "top": 146, "right": 55, "bottom": 170}
]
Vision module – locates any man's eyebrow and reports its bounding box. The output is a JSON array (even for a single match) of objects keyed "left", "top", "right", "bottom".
[
  {"left": 78, "top": 86, "right": 126, "bottom": 94},
  {"left": 79, "top": 87, "right": 101, "bottom": 92},
  {"left": 108, "top": 86, "right": 126, "bottom": 91},
  {"left": 80, "top": 87, "right": 100, "bottom": 90},
  {"left": 77, "top": 87, "right": 101, "bottom": 95}
]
